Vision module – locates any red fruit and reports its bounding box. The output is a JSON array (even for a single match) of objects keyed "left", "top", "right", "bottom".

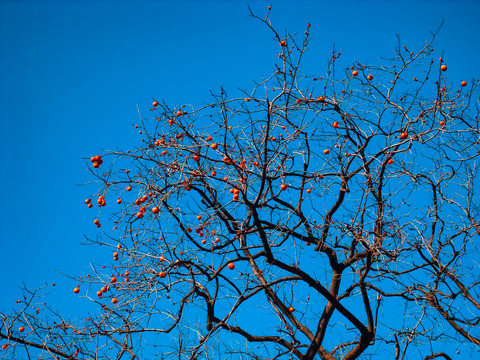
[
  {"left": 296, "top": 98, "right": 302, "bottom": 104},
  {"left": 332, "top": 121, "right": 339, "bottom": 128},
  {"left": 2, "top": 344, "right": 8, "bottom": 350},
  {"left": 352, "top": 70, "right": 359, "bottom": 77},
  {"left": 19, "top": 326, "right": 25, "bottom": 332},
  {"left": 400, "top": 132, "right": 408, "bottom": 140},
  {"left": 110, "top": 277, "right": 117, "bottom": 283},
  {"left": 159, "top": 271, "right": 166, "bottom": 278},
  {"left": 85, "top": 198, "right": 91, "bottom": 204},
  {"left": 280, "top": 184, "right": 288, "bottom": 191},
  {"left": 288, "top": 306, "right": 295, "bottom": 312},
  {"left": 388, "top": 159, "right": 394, "bottom": 165},
  {"left": 116, "top": 198, "right": 122, "bottom": 204},
  {"left": 126, "top": 186, "right": 132, "bottom": 191},
  {"left": 461, "top": 80, "right": 467, "bottom": 87},
  {"left": 367, "top": 74, "right": 373, "bottom": 80},
  {"left": 151, "top": 206, "right": 160, "bottom": 214},
  {"left": 211, "top": 143, "right": 218, "bottom": 150},
  {"left": 94, "top": 219, "right": 100, "bottom": 225},
  {"left": 323, "top": 149, "right": 330, "bottom": 155},
  {"left": 193, "top": 155, "right": 200, "bottom": 161},
  {"left": 280, "top": 40, "right": 286, "bottom": 47},
  {"left": 440, "top": 64, "right": 447, "bottom": 71},
  {"left": 228, "top": 263, "right": 235, "bottom": 270},
  {"left": 136, "top": 212, "right": 143, "bottom": 219},
  {"left": 306, "top": 189, "right": 312, "bottom": 193},
  {"left": 111, "top": 298, "right": 118, "bottom": 304},
  {"left": 73, "top": 287, "right": 80, "bottom": 294},
  {"left": 211, "top": 170, "right": 217, "bottom": 176},
  {"left": 96, "top": 291, "right": 103, "bottom": 297},
  {"left": 152, "top": 101, "right": 159, "bottom": 107}
]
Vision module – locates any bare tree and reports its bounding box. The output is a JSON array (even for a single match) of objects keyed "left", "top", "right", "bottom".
[{"left": 1, "top": 8, "right": 479, "bottom": 360}]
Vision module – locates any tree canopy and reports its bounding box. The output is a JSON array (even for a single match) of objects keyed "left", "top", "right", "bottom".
[{"left": 1, "top": 9, "right": 479, "bottom": 360}]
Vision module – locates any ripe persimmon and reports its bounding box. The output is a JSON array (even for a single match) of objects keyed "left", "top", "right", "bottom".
[
  {"left": 116, "top": 198, "right": 122, "bottom": 204},
  {"left": 400, "top": 132, "right": 408, "bottom": 140},
  {"left": 461, "top": 80, "right": 467, "bottom": 87},
  {"left": 151, "top": 206, "right": 160, "bottom": 214},
  {"left": 211, "top": 170, "right": 217, "bottom": 176},
  {"left": 367, "top": 74, "right": 373, "bottom": 80},
  {"left": 352, "top": 70, "right": 359, "bottom": 76},
  {"left": 228, "top": 263, "right": 235, "bottom": 270},
  {"left": 440, "top": 65, "right": 447, "bottom": 71},
  {"left": 126, "top": 186, "right": 132, "bottom": 191},
  {"left": 280, "top": 184, "right": 288, "bottom": 191},
  {"left": 152, "top": 101, "right": 159, "bottom": 107},
  {"left": 73, "top": 287, "right": 80, "bottom": 294},
  {"left": 280, "top": 40, "right": 286, "bottom": 47},
  {"left": 110, "top": 277, "right": 117, "bottom": 283},
  {"left": 111, "top": 298, "right": 118, "bottom": 304},
  {"left": 211, "top": 143, "right": 218, "bottom": 150},
  {"left": 18, "top": 326, "right": 25, "bottom": 332},
  {"left": 388, "top": 159, "right": 394, "bottom": 165},
  {"left": 93, "top": 155, "right": 102, "bottom": 164},
  {"left": 288, "top": 306, "right": 295, "bottom": 312},
  {"left": 332, "top": 121, "right": 339, "bottom": 128}
]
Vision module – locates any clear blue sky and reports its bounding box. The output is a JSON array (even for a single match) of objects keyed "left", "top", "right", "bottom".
[{"left": 1, "top": 0, "right": 479, "bottom": 353}]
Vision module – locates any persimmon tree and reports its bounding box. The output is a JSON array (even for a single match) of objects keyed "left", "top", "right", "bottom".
[{"left": 2, "top": 9, "right": 480, "bottom": 360}]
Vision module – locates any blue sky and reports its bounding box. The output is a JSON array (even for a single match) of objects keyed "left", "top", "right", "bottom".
[{"left": 1, "top": 0, "right": 479, "bottom": 355}]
